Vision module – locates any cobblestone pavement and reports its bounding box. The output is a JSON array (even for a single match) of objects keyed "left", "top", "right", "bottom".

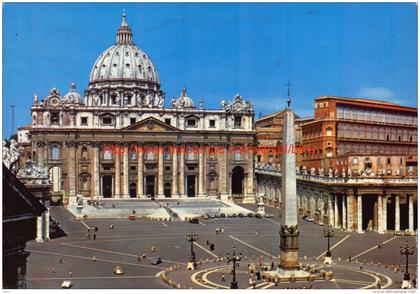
[{"left": 26, "top": 203, "right": 417, "bottom": 289}]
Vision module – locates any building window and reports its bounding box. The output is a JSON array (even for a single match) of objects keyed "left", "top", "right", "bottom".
[
  {"left": 187, "top": 119, "right": 196, "bottom": 127},
  {"left": 81, "top": 117, "right": 88, "bottom": 126},
  {"left": 165, "top": 166, "right": 171, "bottom": 171},
  {"left": 51, "top": 145, "right": 60, "bottom": 160},
  {"left": 50, "top": 112, "right": 60, "bottom": 125},
  {"left": 352, "top": 158, "right": 358, "bottom": 165},
  {"left": 386, "top": 134, "right": 389, "bottom": 141},
  {"left": 103, "top": 149, "right": 112, "bottom": 160},
  {"left": 387, "top": 158, "right": 391, "bottom": 165},
  {"left": 165, "top": 118, "right": 171, "bottom": 125},
  {"left": 326, "top": 127, "right": 332, "bottom": 136},
  {"left": 234, "top": 116, "right": 242, "bottom": 128},
  {"left": 130, "top": 118, "right": 136, "bottom": 125},
  {"left": 102, "top": 116, "right": 113, "bottom": 126},
  {"left": 130, "top": 165, "right": 136, "bottom": 171},
  {"left": 400, "top": 158, "right": 403, "bottom": 164},
  {"left": 146, "top": 150, "right": 155, "bottom": 160},
  {"left": 209, "top": 120, "right": 216, "bottom": 128}
]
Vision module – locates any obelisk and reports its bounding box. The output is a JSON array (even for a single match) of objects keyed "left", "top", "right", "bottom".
[{"left": 279, "top": 96, "right": 300, "bottom": 270}]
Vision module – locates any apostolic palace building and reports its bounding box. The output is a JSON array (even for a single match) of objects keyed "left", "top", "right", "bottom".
[{"left": 17, "top": 14, "right": 256, "bottom": 205}]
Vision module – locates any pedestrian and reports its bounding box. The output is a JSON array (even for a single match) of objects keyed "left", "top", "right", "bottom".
[
  {"left": 206, "top": 240, "right": 209, "bottom": 245},
  {"left": 133, "top": 210, "right": 136, "bottom": 214},
  {"left": 255, "top": 230, "right": 259, "bottom": 236},
  {"left": 376, "top": 280, "right": 381, "bottom": 289},
  {"left": 59, "top": 257, "right": 63, "bottom": 264},
  {"left": 93, "top": 234, "right": 96, "bottom": 239},
  {"left": 151, "top": 245, "right": 156, "bottom": 252},
  {"left": 69, "top": 271, "right": 72, "bottom": 278},
  {"left": 112, "top": 204, "right": 115, "bottom": 208},
  {"left": 177, "top": 201, "right": 179, "bottom": 206},
  {"left": 52, "top": 267, "right": 56, "bottom": 273},
  {"left": 348, "top": 256, "right": 351, "bottom": 262},
  {"left": 86, "top": 233, "right": 91, "bottom": 240},
  {"left": 221, "top": 274, "right": 225, "bottom": 282},
  {"left": 271, "top": 261, "right": 274, "bottom": 270},
  {"left": 210, "top": 243, "right": 215, "bottom": 251},
  {"left": 95, "top": 226, "right": 98, "bottom": 232},
  {"left": 138, "top": 255, "right": 141, "bottom": 262},
  {"left": 92, "top": 255, "right": 96, "bottom": 262},
  {"left": 256, "top": 271, "right": 261, "bottom": 280}
]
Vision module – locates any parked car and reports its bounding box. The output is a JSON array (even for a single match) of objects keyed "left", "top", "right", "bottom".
[
  {"left": 220, "top": 213, "right": 226, "bottom": 218},
  {"left": 255, "top": 213, "right": 262, "bottom": 219},
  {"left": 204, "top": 214, "right": 209, "bottom": 219},
  {"left": 151, "top": 257, "right": 162, "bottom": 265},
  {"left": 61, "top": 281, "right": 73, "bottom": 288},
  {"left": 247, "top": 213, "right": 255, "bottom": 218},
  {"left": 189, "top": 218, "right": 199, "bottom": 224},
  {"left": 232, "top": 213, "right": 237, "bottom": 218},
  {"left": 215, "top": 213, "right": 221, "bottom": 218},
  {"left": 238, "top": 213, "right": 244, "bottom": 218},
  {"left": 114, "top": 265, "right": 124, "bottom": 275}
]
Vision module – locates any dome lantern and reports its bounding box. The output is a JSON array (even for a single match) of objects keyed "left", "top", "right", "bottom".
[{"left": 116, "top": 13, "right": 133, "bottom": 44}]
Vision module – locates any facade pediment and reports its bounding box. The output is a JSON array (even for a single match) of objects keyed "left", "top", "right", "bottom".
[{"left": 122, "top": 117, "right": 180, "bottom": 132}]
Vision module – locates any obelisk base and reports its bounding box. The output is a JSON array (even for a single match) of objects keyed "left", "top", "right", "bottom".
[{"left": 279, "top": 225, "right": 300, "bottom": 270}]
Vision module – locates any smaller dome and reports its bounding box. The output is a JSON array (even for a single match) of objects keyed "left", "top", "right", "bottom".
[
  {"left": 175, "top": 87, "right": 195, "bottom": 108},
  {"left": 63, "top": 83, "right": 83, "bottom": 104}
]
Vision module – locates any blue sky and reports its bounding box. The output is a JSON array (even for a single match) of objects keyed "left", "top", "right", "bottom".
[{"left": 2, "top": 2, "right": 418, "bottom": 139}]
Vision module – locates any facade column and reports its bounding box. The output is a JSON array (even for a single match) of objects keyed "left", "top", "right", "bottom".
[
  {"left": 92, "top": 144, "right": 100, "bottom": 197},
  {"left": 328, "top": 193, "right": 334, "bottom": 226},
  {"left": 244, "top": 144, "right": 255, "bottom": 203},
  {"left": 137, "top": 146, "right": 144, "bottom": 198},
  {"left": 334, "top": 194, "right": 339, "bottom": 228},
  {"left": 342, "top": 195, "right": 347, "bottom": 229},
  {"left": 408, "top": 195, "right": 414, "bottom": 232},
  {"left": 219, "top": 145, "right": 228, "bottom": 202},
  {"left": 157, "top": 144, "right": 164, "bottom": 198},
  {"left": 172, "top": 151, "right": 178, "bottom": 197},
  {"left": 36, "top": 213, "right": 44, "bottom": 242},
  {"left": 198, "top": 145, "right": 204, "bottom": 197},
  {"left": 347, "top": 194, "right": 354, "bottom": 231},
  {"left": 67, "top": 142, "right": 77, "bottom": 204},
  {"left": 377, "top": 195, "right": 384, "bottom": 234},
  {"left": 395, "top": 195, "right": 400, "bottom": 232},
  {"left": 114, "top": 147, "right": 121, "bottom": 198},
  {"left": 122, "top": 144, "right": 129, "bottom": 198},
  {"left": 357, "top": 195, "right": 363, "bottom": 233},
  {"left": 179, "top": 147, "right": 185, "bottom": 197},
  {"left": 37, "top": 142, "right": 45, "bottom": 167},
  {"left": 382, "top": 195, "right": 387, "bottom": 232}
]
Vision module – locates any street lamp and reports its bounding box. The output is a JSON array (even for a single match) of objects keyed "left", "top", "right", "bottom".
[
  {"left": 186, "top": 233, "right": 198, "bottom": 270},
  {"left": 226, "top": 246, "right": 242, "bottom": 289},
  {"left": 400, "top": 240, "right": 415, "bottom": 288},
  {"left": 323, "top": 225, "right": 334, "bottom": 264}
]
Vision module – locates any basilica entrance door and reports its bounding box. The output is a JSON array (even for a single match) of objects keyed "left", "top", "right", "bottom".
[
  {"left": 146, "top": 176, "right": 155, "bottom": 198},
  {"left": 164, "top": 183, "right": 171, "bottom": 198},
  {"left": 187, "top": 175, "right": 195, "bottom": 197},
  {"left": 129, "top": 183, "right": 137, "bottom": 198},
  {"left": 102, "top": 176, "right": 112, "bottom": 198}
]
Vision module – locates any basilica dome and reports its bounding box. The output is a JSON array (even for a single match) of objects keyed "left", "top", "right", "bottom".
[
  {"left": 89, "top": 14, "right": 159, "bottom": 85},
  {"left": 174, "top": 87, "right": 195, "bottom": 108}
]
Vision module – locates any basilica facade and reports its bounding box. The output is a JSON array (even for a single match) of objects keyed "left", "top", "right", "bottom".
[{"left": 18, "top": 14, "right": 256, "bottom": 205}]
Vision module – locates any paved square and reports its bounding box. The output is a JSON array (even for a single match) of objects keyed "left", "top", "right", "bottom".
[{"left": 26, "top": 203, "right": 417, "bottom": 289}]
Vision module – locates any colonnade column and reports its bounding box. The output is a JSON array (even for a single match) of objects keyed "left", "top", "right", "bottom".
[
  {"left": 357, "top": 195, "right": 363, "bottom": 233},
  {"left": 36, "top": 212, "right": 44, "bottom": 242},
  {"left": 137, "top": 146, "right": 144, "bottom": 198},
  {"left": 342, "top": 195, "right": 347, "bottom": 230},
  {"left": 122, "top": 144, "right": 129, "bottom": 198},
  {"left": 172, "top": 151, "right": 178, "bottom": 198},
  {"left": 328, "top": 194, "right": 334, "bottom": 226},
  {"left": 347, "top": 194, "right": 354, "bottom": 231},
  {"left": 92, "top": 143, "right": 100, "bottom": 197},
  {"left": 157, "top": 145, "right": 164, "bottom": 198},
  {"left": 382, "top": 195, "right": 387, "bottom": 232},
  {"left": 43, "top": 200, "right": 50, "bottom": 241},
  {"left": 408, "top": 195, "right": 414, "bottom": 232},
  {"left": 395, "top": 195, "right": 400, "bottom": 232},
  {"left": 179, "top": 147, "right": 185, "bottom": 197},
  {"left": 377, "top": 195, "right": 384, "bottom": 234},
  {"left": 114, "top": 147, "right": 121, "bottom": 198},
  {"left": 334, "top": 194, "right": 339, "bottom": 228}
]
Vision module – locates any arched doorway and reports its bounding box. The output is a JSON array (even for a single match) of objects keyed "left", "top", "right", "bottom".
[
  {"left": 129, "top": 183, "right": 137, "bottom": 198},
  {"left": 231, "top": 166, "right": 244, "bottom": 196},
  {"left": 164, "top": 183, "right": 171, "bottom": 198}
]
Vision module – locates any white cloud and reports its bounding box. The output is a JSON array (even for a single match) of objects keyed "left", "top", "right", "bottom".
[{"left": 357, "top": 87, "right": 395, "bottom": 99}]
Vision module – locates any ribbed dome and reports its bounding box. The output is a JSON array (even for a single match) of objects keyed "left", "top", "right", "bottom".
[
  {"left": 174, "top": 87, "right": 195, "bottom": 108},
  {"left": 89, "top": 14, "right": 159, "bottom": 84}
]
